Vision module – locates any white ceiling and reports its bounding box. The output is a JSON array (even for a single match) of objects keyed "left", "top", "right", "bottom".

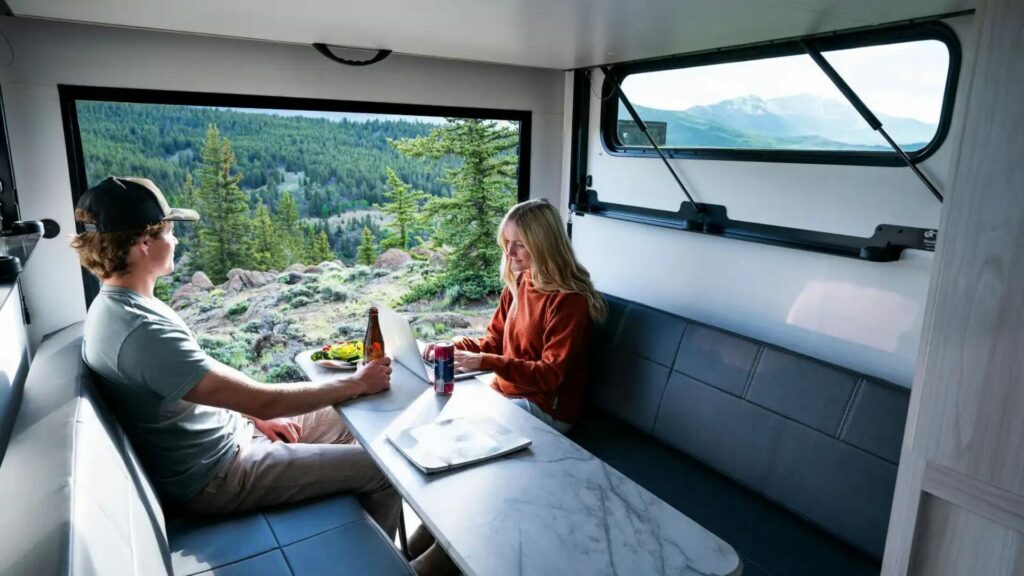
[{"left": 9, "top": 0, "right": 975, "bottom": 69}]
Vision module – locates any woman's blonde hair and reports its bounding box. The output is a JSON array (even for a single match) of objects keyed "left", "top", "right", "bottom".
[
  {"left": 498, "top": 199, "right": 607, "bottom": 322},
  {"left": 70, "top": 208, "right": 170, "bottom": 279}
]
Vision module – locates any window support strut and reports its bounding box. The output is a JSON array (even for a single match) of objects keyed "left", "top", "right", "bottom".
[
  {"left": 799, "top": 41, "right": 944, "bottom": 203},
  {"left": 599, "top": 66, "right": 703, "bottom": 215}
]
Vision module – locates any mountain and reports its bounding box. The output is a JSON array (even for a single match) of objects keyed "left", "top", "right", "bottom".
[{"left": 626, "top": 94, "right": 935, "bottom": 151}]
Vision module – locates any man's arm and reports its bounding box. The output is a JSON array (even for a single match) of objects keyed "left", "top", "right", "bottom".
[{"left": 184, "top": 357, "right": 392, "bottom": 420}]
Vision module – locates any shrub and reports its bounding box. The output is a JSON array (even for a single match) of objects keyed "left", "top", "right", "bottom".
[
  {"left": 318, "top": 284, "right": 351, "bottom": 302},
  {"left": 287, "top": 295, "right": 313, "bottom": 309},
  {"left": 241, "top": 320, "right": 262, "bottom": 333},
  {"left": 267, "top": 362, "right": 303, "bottom": 383},
  {"left": 210, "top": 288, "right": 226, "bottom": 298},
  {"left": 226, "top": 300, "right": 249, "bottom": 316}
]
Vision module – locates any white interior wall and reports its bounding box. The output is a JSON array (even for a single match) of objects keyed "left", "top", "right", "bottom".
[
  {"left": 0, "top": 16, "right": 565, "bottom": 348},
  {"left": 568, "top": 15, "right": 975, "bottom": 387}
]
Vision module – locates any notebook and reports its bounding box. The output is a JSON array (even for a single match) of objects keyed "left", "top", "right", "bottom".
[{"left": 387, "top": 414, "right": 531, "bottom": 474}]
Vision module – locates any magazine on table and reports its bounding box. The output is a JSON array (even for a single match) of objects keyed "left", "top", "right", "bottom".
[{"left": 387, "top": 414, "right": 531, "bottom": 474}]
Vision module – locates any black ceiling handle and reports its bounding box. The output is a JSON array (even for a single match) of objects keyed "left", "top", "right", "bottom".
[{"left": 313, "top": 44, "right": 392, "bottom": 67}]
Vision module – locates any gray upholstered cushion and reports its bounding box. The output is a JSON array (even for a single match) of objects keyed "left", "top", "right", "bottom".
[
  {"left": 0, "top": 323, "right": 413, "bottom": 576},
  {"left": 586, "top": 294, "right": 910, "bottom": 560},
  {"left": 0, "top": 323, "right": 170, "bottom": 576},
  {"left": 169, "top": 494, "right": 412, "bottom": 576}
]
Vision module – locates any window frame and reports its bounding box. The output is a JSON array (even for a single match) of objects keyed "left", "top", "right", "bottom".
[
  {"left": 599, "top": 21, "right": 961, "bottom": 166},
  {"left": 58, "top": 85, "right": 533, "bottom": 306}
]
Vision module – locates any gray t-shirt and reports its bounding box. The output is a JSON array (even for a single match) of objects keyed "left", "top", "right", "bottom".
[{"left": 82, "top": 285, "right": 245, "bottom": 502}]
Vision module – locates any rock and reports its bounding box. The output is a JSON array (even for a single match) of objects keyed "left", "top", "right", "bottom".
[
  {"left": 252, "top": 332, "right": 286, "bottom": 358},
  {"left": 273, "top": 322, "right": 290, "bottom": 335},
  {"left": 191, "top": 271, "right": 214, "bottom": 290},
  {"left": 286, "top": 263, "right": 306, "bottom": 273},
  {"left": 171, "top": 283, "right": 198, "bottom": 305},
  {"left": 373, "top": 249, "right": 412, "bottom": 270},
  {"left": 226, "top": 269, "right": 276, "bottom": 295},
  {"left": 411, "top": 312, "right": 471, "bottom": 329},
  {"left": 304, "top": 265, "right": 323, "bottom": 274},
  {"left": 429, "top": 251, "right": 446, "bottom": 267},
  {"left": 409, "top": 247, "right": 433, "bottom": 260}
]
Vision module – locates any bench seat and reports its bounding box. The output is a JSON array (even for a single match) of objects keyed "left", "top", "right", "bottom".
[
  {"left": 0, "top": 323, "right": 413, "bottom": 576},
  {"left": 571, "top": 293, "right": 910, "bottom": 576}
]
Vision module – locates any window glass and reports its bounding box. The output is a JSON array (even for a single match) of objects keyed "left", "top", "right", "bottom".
[
  {"left": 615, "top": 39, "right": 950, "bottom": 154},
  {"left": 74, "top": 100, "right": 523, "bottom": 381}
]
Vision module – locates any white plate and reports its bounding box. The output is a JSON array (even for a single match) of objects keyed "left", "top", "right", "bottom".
[{"left": 314, "top": 359, "right": 360, "bottom": 370}]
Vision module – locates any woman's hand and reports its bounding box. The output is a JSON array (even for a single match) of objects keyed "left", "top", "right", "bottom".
[
  {"left": 454, "top": 349, "right": 483, "bottom": 372},
  {"left": 251, "top": 416, "right": 302, "bottom": 443},
  {"left": 422, "top": 342, "right": 436, "bottom": 361}
]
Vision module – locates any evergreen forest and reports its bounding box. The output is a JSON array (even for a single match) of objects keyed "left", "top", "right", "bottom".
[{"left": 77, "top": 101, "right": 521, "bottom": 302}]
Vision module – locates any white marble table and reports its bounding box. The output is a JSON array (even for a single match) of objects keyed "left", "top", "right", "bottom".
[{"left": 296, "top": 351, "right": 742, "bottom": 576}]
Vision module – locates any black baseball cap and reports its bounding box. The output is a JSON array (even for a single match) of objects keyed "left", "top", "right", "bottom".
[{"left": 76, "top": 176, "right": 199, "bottom": 232}]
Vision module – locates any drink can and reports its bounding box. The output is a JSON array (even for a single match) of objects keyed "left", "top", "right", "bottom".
[{"left": 433, "top": 341, "right": 455, "bottom": 395}]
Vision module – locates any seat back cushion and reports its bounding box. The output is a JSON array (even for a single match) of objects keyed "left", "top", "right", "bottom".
[
  {"left": 0, "top": 323, "right": 170, "bottom": 576},
  {"left": 587, "top": 294, "right": 909, "bottom": 559}
]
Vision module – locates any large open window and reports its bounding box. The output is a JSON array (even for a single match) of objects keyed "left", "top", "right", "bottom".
[
  {"left": 61, "top": 86, "right": 530, "bottom": 381},
  {"left": 602, "top": 22, "right": 960, "bottom": 166}
]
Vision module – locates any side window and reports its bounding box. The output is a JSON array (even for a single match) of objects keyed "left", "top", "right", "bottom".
[{"left": 604, "top": 24, "right": 958, "bottom": 165}]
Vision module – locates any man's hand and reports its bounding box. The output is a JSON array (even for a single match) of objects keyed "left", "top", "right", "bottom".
[
  {"left": 251, "top": 416, "right": 302, "bottom": 443},
  {"left": 454, "top": 349, "right": 483, "bottom": 372},
  {"left": 352, "top": 356, "right": 392, "bottom": 396}
]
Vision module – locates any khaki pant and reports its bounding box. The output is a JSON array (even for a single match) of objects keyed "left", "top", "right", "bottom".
[{"left": 183, "top": 407, "right": 400, "bottom": 537}]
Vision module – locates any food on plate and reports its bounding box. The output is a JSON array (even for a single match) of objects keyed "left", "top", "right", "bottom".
[{"left": 311, "top": 340, "right": 364, "bottom": 362}]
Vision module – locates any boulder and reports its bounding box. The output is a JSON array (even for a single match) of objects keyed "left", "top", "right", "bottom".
[
  {"left": 191, "top": 271, "right": 214, "bottom": 290},
  {"left": 373, "top": 248, "right": 412, "bottom": 270},
  {"left": 170, "top": 283, "right": 198, "bottom": 307},
  {"left": 304, "top": 265, "right": 323, "bottom": 274},
  {"left": 429, "top": 251, "right": 446, "bottom": 267},
  {"left": 286, "top": 263, "right": 307, "bottom": 273},
  {"left": 226, "top": 269, "right": 276, "bottom": 295},
  {"left": 409, "top": 246, "right": 433, "bottom": 260}
]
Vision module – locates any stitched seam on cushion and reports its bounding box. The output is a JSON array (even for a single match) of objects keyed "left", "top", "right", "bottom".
[
  {"left": 837, "top": 378, "right": 865, "bottom": 439},
  {"left": 274, "top": 514, "right": 364, "bottom": 548},
  {"left": 652, "top": 323, "right": 691, "bottom": 433},
  {"left": 662, "top": 377, "right": 897, "bottom": 466},
  {"left": 741, "top": 345, "right": 765, "bottom": 399}
]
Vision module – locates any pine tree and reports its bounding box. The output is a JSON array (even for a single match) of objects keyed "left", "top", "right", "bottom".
[
  {"left": 356, "top": 226, "right": 377, "bottom": 266},
  {"left": 252, "top": 203, "right": 284, "bottom": 270},
  {"left": 196, "top": 124, "right": 253, "bottom": 283},
  {"left": 273, "top": 190, "right": 305, "bottom": 266},
  {"left": 392, "top": 118, "right": 519, "bottom": 299},
  {"left": 308, "top": 230, "right": 334, "bottom": 264},
  {"left": 176, "top": 172, "right": 200, "bottom": 256},
  {"left": 377, "top": 167, "right": 426, "bottom": 251}
]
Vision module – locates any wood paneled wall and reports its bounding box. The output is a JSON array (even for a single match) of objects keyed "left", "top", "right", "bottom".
[{"left": 882, "top": 0, "right": 1024, "bottom": 573}]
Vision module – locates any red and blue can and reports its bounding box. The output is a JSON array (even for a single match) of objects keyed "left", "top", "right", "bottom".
[{"left": 433, "top": 341, "right": 455, "bottom": 395}]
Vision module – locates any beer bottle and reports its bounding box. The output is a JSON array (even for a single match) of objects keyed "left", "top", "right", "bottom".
[{"left": 363, "top": 307, "right": 385, "bottom": 364}]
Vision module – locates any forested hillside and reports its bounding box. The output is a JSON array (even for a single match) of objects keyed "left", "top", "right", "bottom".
[{"left": 77, "top": 102, "right": 456, "bottom": 215}]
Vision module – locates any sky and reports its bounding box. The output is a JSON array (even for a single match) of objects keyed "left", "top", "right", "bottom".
[{"left": 622, "top": 39, "right": 950, "bottom": 124}]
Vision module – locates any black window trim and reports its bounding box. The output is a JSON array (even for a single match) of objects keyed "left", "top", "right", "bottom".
[
  {"left": 58, "top": 85, "right": 533, "bottom": 306},
  {"left": 599, "top": 21, "right": 962, "bottom": 167}
]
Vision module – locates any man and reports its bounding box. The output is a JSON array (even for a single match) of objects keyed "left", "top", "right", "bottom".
[{"left": 70, "top": 176, "right": 399, "bottom": 533}]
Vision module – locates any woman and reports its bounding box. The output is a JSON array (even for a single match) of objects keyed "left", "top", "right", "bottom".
[{"left": 424, "top": 199, "right": 607, "bottom": 432}]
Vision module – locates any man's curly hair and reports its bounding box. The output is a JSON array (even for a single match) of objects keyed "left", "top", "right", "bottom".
[{"left": 70, "top": 208, "right": 171, "bottom": 279}]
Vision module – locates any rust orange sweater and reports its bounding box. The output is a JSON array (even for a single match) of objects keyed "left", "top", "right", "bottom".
[{"left": 454, "top": 271, "right": 591, "bottom": 425}]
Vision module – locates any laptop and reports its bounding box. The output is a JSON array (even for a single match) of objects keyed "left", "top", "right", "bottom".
[{"left": 375, "top": 303, "right": 488, "bottom": 382}]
